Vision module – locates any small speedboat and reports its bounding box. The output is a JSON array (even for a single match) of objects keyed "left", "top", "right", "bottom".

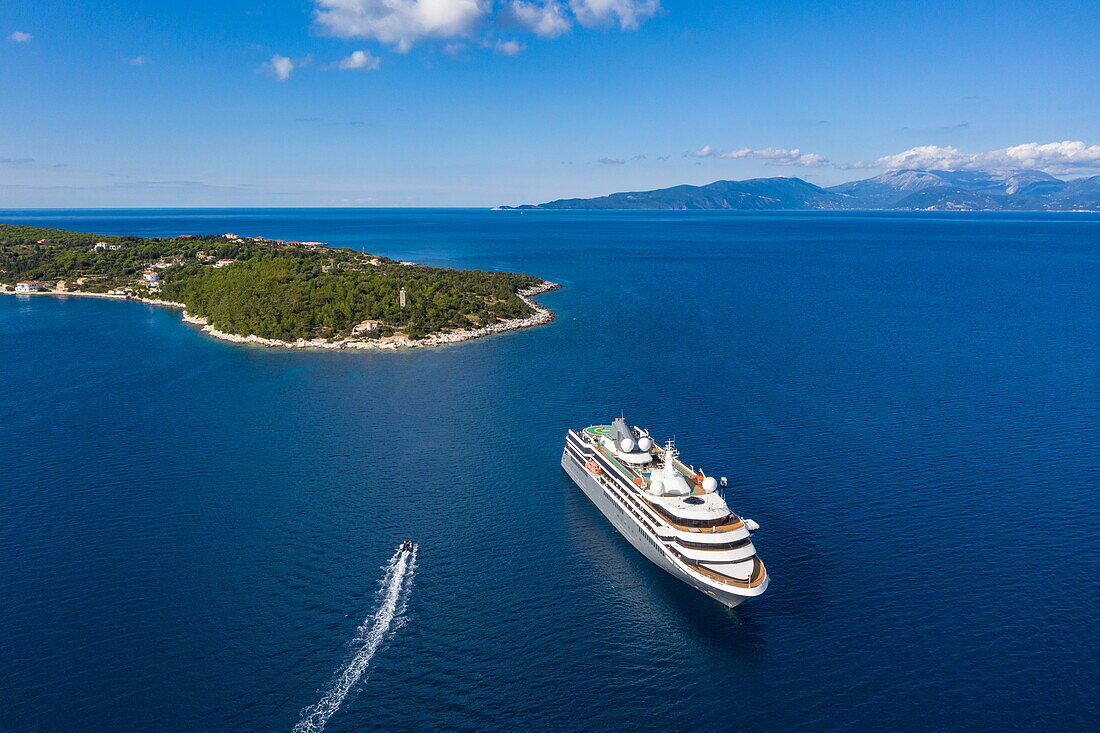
[{"left": 401, "top": 540, "right": 416, "bottom": 553}]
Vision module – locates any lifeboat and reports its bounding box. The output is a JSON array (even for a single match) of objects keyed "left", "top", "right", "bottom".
[{"left": 585, "top": 460, "right": 602, "bottom": 475}]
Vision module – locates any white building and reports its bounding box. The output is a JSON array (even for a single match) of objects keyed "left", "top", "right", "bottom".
[
  {"left": 213, "top": 259, "right": 238, "bottom": 268},
  {"left": 142, "top": 270, "right": 160, "bottom": 283},
  {"left": 352, "top": 320, "right": 382, "bottom": 335},
  {"left": 15, "top": 281, "right": 45, "bottom": 293}
]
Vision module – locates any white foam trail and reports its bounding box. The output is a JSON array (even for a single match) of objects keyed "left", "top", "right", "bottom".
[{"left": 293, "top": 545, "right": 417, "bottom": 733}]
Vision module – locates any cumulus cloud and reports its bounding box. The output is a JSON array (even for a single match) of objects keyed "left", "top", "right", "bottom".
[
  {"left": 336, "top": 49, "right": 381, "bottom": 69},
  {"left": 569, "top": 0, "right": 660, "bottom": 30},
  {"left": 313, "top": 0, "right": 489, "bottom": 52},
  {"left": 508, "top": 1, "right": 572, "bottom": 37},
  {"left": 491, "top": 39, "right": 525, "bottom": 55},
  {"left": 9, "top": 31, "right": 32, "bottom": 42},
  {"left": 692, "top": 145, "right": 829, "bottom": 167},
  {"left": 312, "top": 0, "right": 656, "bottom": 51},
  {"left": 264, "top": 55, "right": 296, "bottom": 81},
  {"left": 865, "top": 141, "right": 1100, "bottom": 174}
]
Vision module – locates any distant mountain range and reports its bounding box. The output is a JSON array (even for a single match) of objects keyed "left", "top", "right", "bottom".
[{"left": 499, "top": 169, "right": 1100, "bottom": 211}]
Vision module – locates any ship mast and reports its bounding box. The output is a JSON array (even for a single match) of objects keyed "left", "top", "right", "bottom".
[{"left": 662, "top": 439, "right": 679, "bottom": 479}]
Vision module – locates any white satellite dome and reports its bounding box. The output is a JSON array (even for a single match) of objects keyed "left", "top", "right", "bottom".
[
  {"left": 702, "top": 476, "right": 718, "bottom": 491},
  {"left": 637, "top": 436, "right": 653, "bottom": 451},
  {"left": 648, "top": 478, "right": 664, "bottom": 495},
  {"left": 620, "top": 437, "right": 635, "bottom": 452}
]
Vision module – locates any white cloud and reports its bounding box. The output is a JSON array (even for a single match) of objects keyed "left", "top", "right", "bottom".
[
  {"left": 313, "top": 0, "right": 489, "bottom": 52},
  {"left": 492, "top": 39, "right": 525, "bottom": 55},
  {"left": 866, "top": 141, "right": 1100, "bottom": 174},
  {"left": 129, "top": 56, "right": 147, "bottom": 65},
  {"left": 569, "top": 0, "right": 659, "bottom": 30},
  {"left": 722, "top": 147, "right": 830, "bottom": 167},
  {"left": 9, "top": 31, "right": 32, "bottom": 42},
  {"left": 336, "top": 49, "right": 381, "bottom": 70},
  {"left": 265, "top": 55, "right": 296, "bottom": 81},
  {"left": 312, "top": 0, "right": 655, "bottom": 51},
  {"left": 598, "top": 157, "right": 626, "bottom": 164},
  {"left": 508, "top": 1, "right": 572, "bottom": 38},
  {"left": 692, "top": 145, "right": 829, "bottom": 167}
]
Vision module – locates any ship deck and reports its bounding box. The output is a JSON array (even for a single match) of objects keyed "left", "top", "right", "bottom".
[
  {"left": 589, "top": 437, "right": 744, "bottom": 533},
  {"left": 692, "top": 555, "right": 767, "bottom": 589},
  {"left": 577, "top": 425, "right": 765, "bottom": 592},
  {"left": 589, "top": 434, "right": 706, "bottom": 498}
]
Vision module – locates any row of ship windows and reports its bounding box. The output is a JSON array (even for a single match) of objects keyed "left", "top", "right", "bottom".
[
  {"left": 582, "top": 454, "right": 751, "bottom": 554},
  {"left": 589, "top": 459, "right": 663, "bottom": 537},
  {"left": 675, "top": 536, "right": 752, "bottom": 551},
  {"left": 574, "top": 445, "right": 740, "bottom": 532},
  {"left": 594, "top": 466, "right": 756, "bottom": 571},
  {"left": 573, "top": 450, "right": 761, "bottom": 579},
  {"left": 566, "top": 446, "right": 680, "bottom": 561},
  {"left": 646, "top": 500, "right": 738, "bottom": 529},
  {"left": 573, "top": 447, "right": 738, "bottom": 559}
]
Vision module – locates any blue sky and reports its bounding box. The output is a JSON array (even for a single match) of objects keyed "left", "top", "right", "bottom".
[{"left": 1, "top": 0, "right": 1098, "bottom": 206}]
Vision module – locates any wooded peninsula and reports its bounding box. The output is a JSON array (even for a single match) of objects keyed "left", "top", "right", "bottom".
[{"left": 0, "top": 224, "right": 557, "bottom": 348}]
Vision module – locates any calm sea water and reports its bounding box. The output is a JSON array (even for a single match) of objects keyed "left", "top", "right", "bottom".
[{"left": 1, "top": 209, "right": 1098, "bottom": 732}]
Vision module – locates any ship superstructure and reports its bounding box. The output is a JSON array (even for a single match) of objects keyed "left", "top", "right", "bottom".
[{"left": 562, "top": 417, "right": 767, "bottom": 607}]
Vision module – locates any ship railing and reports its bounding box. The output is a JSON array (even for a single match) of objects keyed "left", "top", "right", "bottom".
[
  {"left": 586, "top": 460, "right": 765, "bottom": 589},
  {"left": 672, "top": 550, "right": 766, "bottom": 589}
]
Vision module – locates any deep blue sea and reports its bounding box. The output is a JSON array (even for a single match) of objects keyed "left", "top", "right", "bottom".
[{"left": 1, "top": 209, "right": 1098, "bottom": 732}]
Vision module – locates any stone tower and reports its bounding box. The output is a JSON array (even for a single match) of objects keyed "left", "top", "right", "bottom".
[{"left": 399, "top": 287, "right": 407, "bottom": 308}]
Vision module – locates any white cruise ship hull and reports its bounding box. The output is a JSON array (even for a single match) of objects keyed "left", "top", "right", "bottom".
[{"left": 562, "top": 449, "right": 752, "bottom": 609}]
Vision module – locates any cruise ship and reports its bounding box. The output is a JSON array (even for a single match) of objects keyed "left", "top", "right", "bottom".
[{"left": 562, "top": 417, "right": 768, "bottom": 607}]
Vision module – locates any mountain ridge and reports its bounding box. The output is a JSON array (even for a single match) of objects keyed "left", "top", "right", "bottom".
[{"left": 501, "top": 169, "right": 1100, "bottom": 211}]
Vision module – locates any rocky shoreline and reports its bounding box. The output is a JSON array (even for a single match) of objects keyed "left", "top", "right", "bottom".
[{"left": 3, "top": 280, "right": 561, "bottom": 351}]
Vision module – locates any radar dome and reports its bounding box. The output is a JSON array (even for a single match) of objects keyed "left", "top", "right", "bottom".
[
  {"left": 648, "top": 478, "right": 664, "bottom": 494},
  {"left": 702, "top": 476, "right": 718, "bottom": 491},
  {"left": 620, "top": 437, "right": 635, "bottom": 452},
  {"left": 637, "top": 437, "right": 653, "bottom": 451}
]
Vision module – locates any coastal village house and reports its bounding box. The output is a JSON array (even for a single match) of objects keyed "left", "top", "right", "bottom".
[
  {"left": 142, "top": 270, "right": 160, "bottom": 283},
  {"left": 352, "top": 320, "right": 382, "bottom": 335},
  {"left": 213, "top": 259, "right": 237, "bottom": 268},
  {"left": 15, "top": 281, "right": 45, "bottom": 293}
]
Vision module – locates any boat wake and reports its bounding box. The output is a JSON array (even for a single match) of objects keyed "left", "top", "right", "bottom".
[{"left": 293, "top": 544, "right": 417, "bottom": 733}]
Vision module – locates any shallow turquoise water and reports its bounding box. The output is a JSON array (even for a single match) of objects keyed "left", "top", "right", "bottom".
[{"left": 1, "top": 210, "right": 1098, "bottom": 731}]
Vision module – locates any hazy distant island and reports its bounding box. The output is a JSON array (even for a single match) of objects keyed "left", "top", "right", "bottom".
[
  {"left": 0, "top": 224, "right": 558, "bottom": 350},
  {"left": 499, "top": 169, "right": 1100, "bottom": 211}
]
